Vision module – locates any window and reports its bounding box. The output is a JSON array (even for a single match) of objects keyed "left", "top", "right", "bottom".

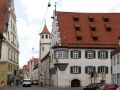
[
  {"left": 73, "top": 17, "right": 79, "bottom": 21},
  {"left": 85, "top": 50, "right": 96, "bottom": 59},
  {"left": 98, "top": 66, "right": 108, "bottom": 74},
  {"left": 74, "top": 26, "right": 80, "bottom": 31},
  {"left": 88, "top": 17, "right": 94, "bottom": 22},
  {"left": 46, "top": 35, "right": 48, "bottom": 39},
  {"left": 71, "top": 50, "right": 81, "bottom": 59},
  {"left": 85, "top": 66, "right": 96, "bottom": 74},
  {"left": 117, "top": 55, "right": 119, "bottom": 64},
  {"left": 76, "top": 36, "right": 82, "bottom": 40},
  {"left": 42, "top": 35, "right": 44, "bottom": 39},
  {"left": 91, "top": 27, "right": 96, "bottom": 31},
  {"left": 106, "top": 27, "right": 111, "bottom": 32},
  {"left": 54, "top": 50, "right": 68, "bottom": 59},
  {"left": 98, "top": 50, "right": 108, "bottom": 59},
  {"left": 8, "top": 49, "right": 11, "bottom": 59},
  {"left": 103, "top": 17, "right": 109, "bottom": 22},
  {"left": 114, "top": 56, "right": 116, "bottom": 66},
  {"left": 42, "top": 46, "right": 44, "bottom": 51},
  {"left": 70, "top": 66, "right": 81, "bottom": 74},
  {"left": 93, "top": 36, "right": 98, "bottom": 41}
]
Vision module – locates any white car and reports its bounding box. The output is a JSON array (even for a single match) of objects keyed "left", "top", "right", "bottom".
[{"left": 23, "top": 79, "right": 31, "bottom": 87}]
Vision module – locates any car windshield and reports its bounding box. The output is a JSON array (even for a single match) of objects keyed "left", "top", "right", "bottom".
[
  {"left": 106, "top": 84, "right": 114, "bottom": 88},
  {"left": 23, "top": 80, "right": 31, "bottom": 82}
]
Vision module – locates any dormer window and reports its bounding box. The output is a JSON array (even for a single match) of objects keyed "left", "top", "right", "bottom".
[
  {"left": 74, "top": 26, "right": 80, "bottom": 31},
  {"left": 103, "top": 17, "right": 109, "bottom": 22},
  {"left": 73, "top": 17, "right": 79, "bottom": 21},
  {"left": 118, "top": 37, "right": 120, "bottom": 40},
  {"left": 93, "top": 36, "right": 98, "bottom": 41},
  {"left": 76, "top": 36, "right": 82, "bottom": 40},
  {"left": 91, "top": 27, "right": 96, "bottom": 31},
  {"left": 88, "top": 17, "right": 94, "bottom": 22},
  {"left": 106, "top": 27, "right": 111, "bottom": 32}
]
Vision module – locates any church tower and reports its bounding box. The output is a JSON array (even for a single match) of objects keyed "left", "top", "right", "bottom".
[{"left": 39, "top": 24, "right": 51, "bottom": 60}]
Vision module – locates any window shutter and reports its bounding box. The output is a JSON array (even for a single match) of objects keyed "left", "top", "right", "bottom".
[
  {"left": 79, "top": 67, "right": 81, "bottom": 73},
  {"left": 70, "top": 67, "right": 73, "bottom": 73},
  {"left": 106, "top": 67, "right": 108, "bottom": 74},
  {"left": 98, "top": 51, "right": 100, "bottom": 59},
  {"left": 98, "top": 67, "right": 100, "bottom": 73},
  {"left": 79, "top": 51, "right": 81, "bottom": 58},
  {"left": 85, "top": 51, "right": 88, "bottom": 58},
  {"left": 93, "top": 66, "right": 96, "bottom": 72},
  {"left": 106, "top": 51, "right": 108, "bottom": 59},
  {"left": 93, "top": 51, "right": 96, "bottom": 58},
  {"left": 71, "top": 51, "right": 73, "bottom": 58},
  {"left": 85, "top": 67, "right": 88, "bottom": 73}
]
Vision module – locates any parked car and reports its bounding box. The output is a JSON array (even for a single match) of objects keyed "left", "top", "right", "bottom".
[
  {"left": 116, "top": 87, "right": 120, "bottom": 90},
  {"left": 96, "top": 83, "right": 118, "bottom": 90},
  {"left": 83, "top": 83, "right": 104, "bottom": 90},
  {"left": 32, "top": 80, "right": 38, "bottom": 85},
  {"left": 23, "top": 79, "right": 31, "bottom": 87}
]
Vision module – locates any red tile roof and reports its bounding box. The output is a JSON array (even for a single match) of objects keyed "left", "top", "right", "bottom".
[
  {"left": 0, "top": 0, "right": 8, "bottom": 33},
  {"left": 40, "top": 24, "right": 51, "bottom": 34},
  {"left": 56, "top": 11, "right": 120, "bottom": 48}
]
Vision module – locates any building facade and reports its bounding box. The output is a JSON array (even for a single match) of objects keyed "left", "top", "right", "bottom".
[
  {"left": 49, "top": 11, "right": 120, "bottom": 87},
  {"left": 39, "top": 25, "right": 51, "bottom": 85},
  {"left": 0, "top": 0, "right": 19, "bottom": 86},
  {"left": 112, "top": 47, "right": 120, "bottom": 86}
]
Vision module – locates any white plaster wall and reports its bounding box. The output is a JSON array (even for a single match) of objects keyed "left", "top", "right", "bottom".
[
  {"left": 32, "top": 68, "right": 38, "bottom": 80},
  {"left": 51, "top": 48, "right": 113, "bottom": 87}
]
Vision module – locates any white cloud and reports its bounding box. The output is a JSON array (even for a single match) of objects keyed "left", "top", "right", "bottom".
[{"left": 58, "top": 0, "right": 120, "bottom": 12}]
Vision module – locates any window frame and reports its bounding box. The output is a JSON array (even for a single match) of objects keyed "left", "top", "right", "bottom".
[
  {"left": 54, "top": 50, "right": 68, "bottom": 59},
  {"left": 98, "top": 50, "right": 108, "bottom": 59},
  {"left": 71, "top": 50, "right": 81, "bottom": 59},
  {"left": 85, "top": 50, "right": 96, "bottom": 59},
  {"left": 70, "top": 66, "right": 81, "bottom": 74},
  {"left": 98, "top": 66, "right": 108, "bottom": 74},
  {"left": 85, "top": 66, "right": 96, "bottom": 74}
]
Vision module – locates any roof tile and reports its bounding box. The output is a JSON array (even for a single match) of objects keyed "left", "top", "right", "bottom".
[{"left": 56, "top": 11, "right": 120, "bottom": 48}]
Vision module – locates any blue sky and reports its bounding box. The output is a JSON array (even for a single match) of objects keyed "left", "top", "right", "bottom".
[{"left": 14, "top": 0, "right": 120, "bottom": 68}]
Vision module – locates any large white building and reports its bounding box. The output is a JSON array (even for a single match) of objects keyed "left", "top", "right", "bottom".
[
  {"left": 0, "top": 0, "right": 19, "bottom": 86},
  {"left": 49, "top": 11, "right": 120, "bottom": 87},
  {"left": 112, "top": 47, "right": 120, "bottom": 86}
]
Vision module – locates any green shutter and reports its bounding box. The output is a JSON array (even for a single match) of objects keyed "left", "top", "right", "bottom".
[
  {"left": 79, "top": 51, "right": 81, "bottom": 58},
  {"left": 71, "top": 51, "right": 73, "bottom": 58},
  {"left": 85, "top": 67, "right": 88, "bottom": 73},
  {"left": 106, "top": 51, "right": 108, "bottom": 59},
  {"left": 93, "top": 66, "right": 96, "bottom": 72},
  {"left": 79, "top": 67, "right": 81, "bottom": 73},
  {"left": 93, "top": 51, "right": 96, "bottom": 58},
  {"left": 98, "top": 51, "right": 100, "bottom": 59},
  {"left": 70, "top": 67, "right": 73, "bottom": 73},
  {"left": 98, "top": 67, "right": 100, "bottom": 73},
  {"left": 85, "top": 51, "right": 88, "bottom": 58},
  {"left": 106, "top": 67, "right": 108, "bottom": 74}
]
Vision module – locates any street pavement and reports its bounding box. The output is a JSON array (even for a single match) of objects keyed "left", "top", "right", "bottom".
[{"left": 0, "top": 85, "right": 83, "bottom": 90}]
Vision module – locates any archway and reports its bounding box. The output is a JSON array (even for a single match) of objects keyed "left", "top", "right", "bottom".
[{"left": 71, "top": 79, "right": 80, "bottom": 87}]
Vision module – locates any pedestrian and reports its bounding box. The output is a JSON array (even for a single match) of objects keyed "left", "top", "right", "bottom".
[
  {"left": 9, "top": 79, "right": 11, "bottom": 86},
  {"left": 16, "top": 79, "right": 19, "bottom": 86},
  {"left": 40, "top": 81, "right": 43, "bottom": 87}
]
